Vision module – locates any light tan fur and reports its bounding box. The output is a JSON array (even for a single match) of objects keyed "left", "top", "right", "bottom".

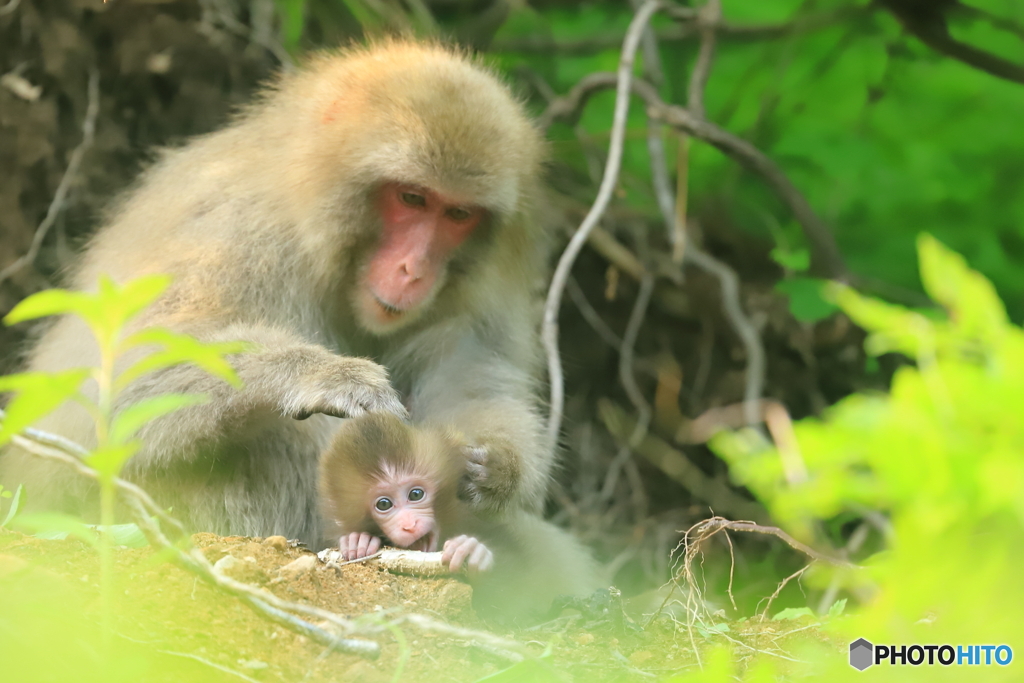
[{"left": 0, "top": 40, "right": 552, "bottom": 547}]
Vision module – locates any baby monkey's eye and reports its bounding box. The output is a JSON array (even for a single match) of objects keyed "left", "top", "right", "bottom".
[
  {"left": 374, "top": 497, "right": 393, "bottom": 511},
  {"left": 408, "top": 488, "right": 425, "bottom": 502}
]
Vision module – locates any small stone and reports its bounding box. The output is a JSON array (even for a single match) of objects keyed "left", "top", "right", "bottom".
[
  {"left": 278, "top": 554, "right": 318, "bottom": 579},
  {"left": 263, "top": 535, "right": 289, "bottom": 551},
  {"left": 629, "top": 650, "right": 653, "bottom": 666}
]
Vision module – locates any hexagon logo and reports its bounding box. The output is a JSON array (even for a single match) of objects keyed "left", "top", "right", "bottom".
[{"left": 850, "top": 638, "right": 874, "bottom": 671}]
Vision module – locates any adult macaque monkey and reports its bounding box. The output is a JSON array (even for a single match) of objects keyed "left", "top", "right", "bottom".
[
  {"left": 320, "top": 414, "right": 602, "bottom": 622},
  {"left": 0, "top": 40, "right": 551, "bottom": 547}
]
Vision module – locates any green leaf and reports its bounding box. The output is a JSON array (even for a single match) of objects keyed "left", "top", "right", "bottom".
[
  {"left": 4, "top": 289, "right": 96, "bottom": 325},
  {"left": 770, "top": 247, "right": 811, "bottom": 273},
  {"left": 772, "top": 607, "right": 815, "bottom": 621},
  {"left": 117, "top": 328, "right": 249, "bottom": 390},
  {"left": 85, "top": 443, "right": 140, "bottom": 479},
  {"left": 110, "top": 394, "right": 208, "bottom": 445},
  {"left": 918, "top": 234, "right": 1007, "bottom": 339},
  {"left": 0, "top": 369, "right": 91, "bottom": 448},
  {"left": 776, "top": 278, "right": 838, "bottom": 322},
  {"left": 10, "top": 513, "right": 149, "bottom": 547},
  {"left": 5, "top": 275, "right": 172, "bottom": 352},
  {"left": 1, "top": 484, "right": 23, "bottom": 527},
  {"left": 12, "top": 512, "right": 99, "bottom": 548},
  {"left": 86, "top": 274, "right": 173, "bottom": 349},
  {"left": 98, "top": 522, "right": 149, "bottom": 548},
  {"left": 827, "top": 598, "right": 848, "bottom": 618}
]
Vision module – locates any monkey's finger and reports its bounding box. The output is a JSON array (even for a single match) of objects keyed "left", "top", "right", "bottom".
[
  {"left": 441, "top": 535, "right": 468, "bottom": 565},
  {"left": 467, "top": 542, "right": 494, "bottom": 576},
  {"left": 355, "top": 532, "right": 378, "bottom": 559},
  {"left": 447, "top": 537, "right": 477, "bottom": 572}
]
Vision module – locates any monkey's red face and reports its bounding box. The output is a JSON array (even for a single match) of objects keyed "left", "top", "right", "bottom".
[
  {"left": 357, "top": 182, "right": 484, "bottom": 333},
  {"left": 368, "top": 472, "right": 440, "bottom": 551}
]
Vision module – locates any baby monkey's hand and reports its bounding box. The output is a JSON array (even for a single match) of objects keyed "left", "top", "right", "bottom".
[
  {"left": 338, "top": 531, "right": 382, "bottom": 561},
  {"left": 441, "top": 535, "right": 494, "bottom": 577}
]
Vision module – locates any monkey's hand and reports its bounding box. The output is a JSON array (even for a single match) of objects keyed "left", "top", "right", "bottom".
[
  {"left": 338, "top": 531, "right": 383, "bottom": 561},
  {"left": 284, "top": 356, "right": 408, "bottom": 421},
  {"left": 460, "top": 443, "right": 519, "bottom": 513},
  {"left": 441, "top": 535, "right": 494, "bottom": 577}
]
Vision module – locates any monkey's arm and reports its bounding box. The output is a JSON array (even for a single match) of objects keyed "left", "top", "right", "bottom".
[
  {"left": 119, "top": 322, "right": 406, "bottom": 469},
  {"left": 406, "top": 337, "right": 550, "bottom": 515}
]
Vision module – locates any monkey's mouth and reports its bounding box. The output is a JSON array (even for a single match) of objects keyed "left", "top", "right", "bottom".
[
  {"left": 372, "top": 295, "right": 406, "bottom": 321},
  {"left": 406, "top": 529, "right": 438, "bottom": 553}
]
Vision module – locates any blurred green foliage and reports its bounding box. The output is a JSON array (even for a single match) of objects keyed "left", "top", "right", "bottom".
[{"left": 708, "top": 236, "right": 1024, "bottom": 679}]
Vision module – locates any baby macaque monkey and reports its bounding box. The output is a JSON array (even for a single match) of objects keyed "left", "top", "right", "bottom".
[{"left": 319, "top": 413, "right": 603, "bottom": 622}]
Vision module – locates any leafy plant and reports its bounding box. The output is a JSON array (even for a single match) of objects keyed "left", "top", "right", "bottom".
[
  {"left": 0, "top": 274, "right": 247, "bottom": 646},
  {"left": 708, "top": 235, "right": 1024, "bottom": 680}
]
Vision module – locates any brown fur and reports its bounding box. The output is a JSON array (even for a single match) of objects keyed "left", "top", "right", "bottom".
[{"left": 0, "top": 40, "right": 552, "bottom": 547}]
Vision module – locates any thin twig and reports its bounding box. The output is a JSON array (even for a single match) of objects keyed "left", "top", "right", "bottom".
[
  {"left": 687, "top": 0, "right": 722, "bottom": 120},
  {"left": 599, "top": 274, "right": 655, "bottom": 515},
  {"left": 695, "top": 517, "right": 857, "bottom": 568},
  {"left": 0, "top": 68, "right": 100, "bottom": 286},
  {"left": 542, "top": 0, "right": 663, "bottom": 450},
  {"left": 686, "top": 247, "right": 766, "bottom": 427},
  {"left": 566, "top": 277, "right": 623, "bottom": 348}
]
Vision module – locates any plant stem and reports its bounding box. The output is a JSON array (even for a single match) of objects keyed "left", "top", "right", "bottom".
[{"left": 96, "top": 343, "right": 116, "bottom": 657}]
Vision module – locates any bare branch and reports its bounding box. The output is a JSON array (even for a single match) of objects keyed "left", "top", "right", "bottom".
[
  {"left": 542, "top": 0, "right": 663, "bottom": 450},
  {"left": 882, "top": 0, "right": 1024, "bottom": 86},
  {"left": 0, "top": 68, "right": 100, "bottom": 287},
  {"left": 687, "top": 0, "right": 722, "bottom": 120}
]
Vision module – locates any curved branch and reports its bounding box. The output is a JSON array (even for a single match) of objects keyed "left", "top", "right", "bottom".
[
  {"left": 542, "top": 0, "right": 663, "bottom": 450},
  {"left": 882, "top": 0, "right": 1024, "bottom": 85}
]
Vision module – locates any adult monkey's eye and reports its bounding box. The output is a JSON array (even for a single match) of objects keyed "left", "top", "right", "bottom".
[
  {"left": 400, "top": 191, "right": 426, "bottom": 207},
  {"left": 408, "top": 487, "right": 425, "bottom": 502},
  {"left": 446, "top": 207, "right": 472, "bottom": 221},
  {"left": 374, "top": 497, "right": 394, "bottom": 511}
]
